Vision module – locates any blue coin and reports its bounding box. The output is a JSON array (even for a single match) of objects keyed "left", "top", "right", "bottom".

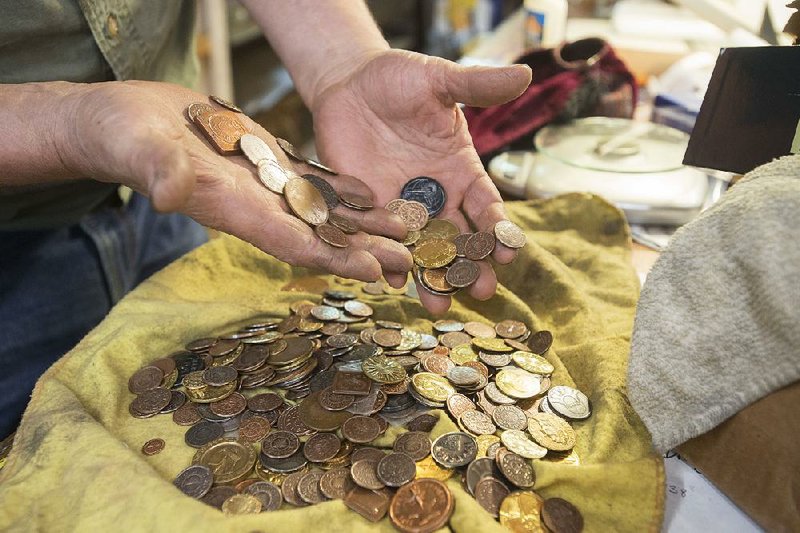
[{"left": 400, "top": 177, "right": 447, "bottom": 217}]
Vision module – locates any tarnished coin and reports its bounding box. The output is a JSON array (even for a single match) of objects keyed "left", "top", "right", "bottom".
[
  {"left": 372, "top": 329, "right": 402, "bottom": 348},
  {"left": 222, "top": 493, "right": 262, "bottom": 515},
  {"left": 528, "top": 330, "right": 554, "bottom": 355},
  {"left": 319, "top": 466, "right": 356, "bottom": 499},
  {"left": 446, "top": 393, "right": 477, "bottom": 420},
  {"left": 541, "top": 498, "right": 584, "bottom": 533},
  {"left": 500, "top": 430, "right": 548, "bottom": 459},
  {"left": 131, "top": 387, "right": 172, "bottom": 418},
  {"left": 210, "top": 94, "right": 242, "bottom": 113},
  {"left": 210, "top": 391, "right": 246, "bottom": 418},
  {"left": 342, "top": 415, "right": 381, "bottom": 444},
  {"left": 528, "top": 412, "right": 577, "bottom": 451},
  {"left": 496, "top": 320, "right": 528, "bottom": 339},
  {"left": 500, "top": 491, "right": 546, "bottom": 533},
  {"left": 244, "top": 481, "right": 283, "bottom": 512},
  {"left": 464, "top": 231, "right": 496, "bottom": 261},
  {"left": 201, "top": 485, "right": 238, "bottom": 510},
  {"left": 389, "top": 478, "right": 454, "bottom": 533},
  {"left": 460, "top": 410, "right": 497, "bottom": 436},
  {"left": 328, "top": 211, "right": 359, "bottom": 234},
  {"left": 406, "top": 414, "right": 439, "bottom": 433},
  {"left": 261, "top": 448, "right": 309, "bottom": 474},
  {"left": 186, "top": 421, "right": 225, "bottom": 449},
  {"left": 493, "top": 404, "right": 529, "bottom": 431},
  {"left": 474, "top": 477, "right": 510, "bottom": 517},
  {"left": 141, "top": 438, "right": 165, "bottom": 456},
  {"left": 303, "top": 432, "right": 342, "bottom": 463},
  {"left": 187, "top": 102, "right": 214, "bottom": 122},
  {"left": 302, "top": 173, "right": 339, "bottom": 209},
  {"left": 281, "top": 469, "right": 310, "bottom": 507},
  {"left": 238, "top": 415, "right": 271, "bottom": 442},
  {"left": 318, "top": 387, "right": 355, "bottom": 411},
  {"left": 465, "top": 457, "right": 501, "bottom": 495},
  {"left": 128, "top": 366, "right": 164, "bottom": 394},
  {"left": 331, "top": 370, "right": 373, "bottom": 396},
  {"left": 262, "top": 430, "right": 301, "bottom": 459},
  {"left": 339, "top": 191, "right": 374, "bottom": 210},
  {"left": 173, "top": 402, "right": 202, "bottom": 426},
  {"left": 445, "top": 259, "right": 480, "bottom": 288},
  {"left": 248, "top": 392, "right": 284, "bottom": 413},
  {"left": 350, "top": 459, "right": 384, "bottom": 490},
  {"left": 400, "top": 177, "right": 447, "bottom": 217},
  {"left": 297, "top": 469, "right": 328, "bottom": 504},
  {"left": 453, "top": 233, "right": 471, "bottom": 257},
  {"left": 377, "top": 452, "right": 416, "bottom": 487},
  {"left": 397, "top": 200, "right": 430, "bottom": 231},
  {"left": 547, "top": 386, "right": 591, "bottom": 420},
  {"left": 494, "top": 219, "right": 527, "bottom": 249},
  {"left": 240, "top": 133, "right": 276, "bottom": 165},
  {"left": 174, "top": 464, "right": 213, "bottom": 499},
  {"left": 413, "top": 239, "right": 457, "bottom": 269},
  {"left": 344, "top": 486, "right": 390, "bottom": 522},
  {"left": 257, "top": 159, "right": 289, "bottom": 194},
  {"left": 431, "top": 432, "right": 478, "bottom": 468},
  {"left": 393, "top": 431, "right": 431, "bottom": 461},
  {"left": 284, "top": 177, "right": 329, "bottom": 226},
  {"left": 497, "top": 449, "right": 536, "bottom": 488},
  {"left": 315, "top": 223, "right": 349, "bottom": 248}
]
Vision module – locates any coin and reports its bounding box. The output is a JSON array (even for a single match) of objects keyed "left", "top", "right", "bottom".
[
  {"left": 527, "top": 412, "right": 577, "bottom": 451},
  {"left": 262, "top": 430, "right": 301, "bottom": 459},
  {"left": 413, "top": 239, "right": 457, "bottom": 269},
  {"left": 499, "top": 491, "right": 546, "bottom": 533},
  {"left": 494, "top": 220, "right": 527, "bottom": 249},
  {"left": 492, "top": 404, "right": 529, "bottom": 431},
  {"left": 476, "top": 434, "right": 501, "bottom": 458},
  {"left": 343, "top": 299, "right": 373, "bottom": 317},
  {"left": 276, "top": 137, "right": 305, "bottom": 161},
  {"left": 210, "top": 94, "right": 242, "bottom": 113},
  {"left": 465, "top": 457, "right": 501, "bottom": 495},
  {"left": 173, "top": 402, "right": 202, "bottom": 426},
  {"left": 439, "top": 331, "right": 472, "bottom": 349},
  {"left": 342, "top": 415, "right": 381, "bottom": 444},
  {"left": 464, "top": 232, "right": 496, "bottom": 261},
  {"left": 453, "top": 233, "right": 471, "bottom": 257},
  {"left": 319, "top": 466, "right": 356, "bottom": 499},
  {"left": 431, "top": 432, "right": 478, "bottom": 468},
  {"left": 446, "top": 393, "right": 477, "bottom": 420},
  {"left": 411, "top": 373, "right": 454, "bottom": 403},
  {"left": 400, "top": 177, "right": 447, "bottom": 217},
  {"left": 257, "top": 159, "right": 290, "bottom": 194},
  {"left": 497, "top": 449, "right": 536, "bottom": 488},
  {"left": 238, "top": 415, "right": 271, "bottom": 442},
  {"left": 500, "top": 430, "right": 547, "bottom": 459},
  {"left": 284, "top": 177, "right": 329, "bottom": 226},
  {"left": 473, "top": 337, "right": 513, "bottom": 352},
  {"left": 541, "top": 498, "right": 584, "bottom": 533},
  {"left": 261, "top": 448, "right": 309, "bottom": 474},
  {"left": 302, "top": 173, "right": 339, "bottom": 209},
  {"left": 141, "top": 438, "right": 165, "bottom": 456},
  {"left": 240, "top": 133, "right": 276, "bottom": 165},
  {"left": 244, "top": 481, "right": 282, "bottom": 512},
  {"left": 328, "top": 212, "right": 359, "bottom": 234},
  {"left": 445, "top": 259, "right": 480, "bottom": 288},
  {"left": 331, "top": 371, "right": 373, "bottom": 396},
  {"left": 446, "top": 366, "right": 481, "bottom": 387},
  {"left": 397, "top": 200, "right": 430, "bottom": 231},
  {"left": 194, "top": 439, "right": 256, "bottom": 484},
  {"left": 376, "top": 452, "right": 416, "bottom": 487},
  {"left": 248, "top": 392, "right": 284, "bottom": 412},
  {"left": 392, "top": 431, "right": 431, "bottom": 461},
  {"left": 194, "top": 110, "right": 247, "bottom": 154},
  {"left": 350, "top": 459, "right": 384, "bottom": 490},
  {"left": 496, "top": 368, "right": 542, "bottom": 399},
  {"left": 495, "top": 320, "right": 528, "bottom": 339},
  {"left": 318, "top": 387, "right": 355, "bottom": 411},
  {"left": 362, "top": 355, "right": 407, "bottom": 384},
  {"left": 420, "top": 267, "right": 455, "bottom": 293},
  {"left": 385, "top": 198, "right": 407, "bottom": 213},
  {"left": 314, "top": 223, "right": 349, "bottom": 248},
  {"left": 130, "top": 387, "right": 173, "bottom": 418},
  {"left": 174, "top": 464, "right": 213, "bottom": 498},
  {"left": 528, "top": 330, "right": 554, "bottom": 355},
  {"left": 187, "top": 102, "right": 214, "bottom": 122},
  {"left": 303, "top": 432, "right": 342, "bottom": 462},
  {"left": 547, "top": 386, "right": 591, "bottom": 420},
  {"left": 390, "top": 478, "right": 453, "bottom": 533},
  {"left": 406, "top": 414, "right": 439, "bottom": 433},
  {"left": 474, "top": 477, "right": 510, "bottom": 517},
  {"left": 344, "top": 486, "right": 390, "bottom": 522},
  {"left": 339, "top": 191, "right": 374, "bottom": 210},
  {"left": 512, "top": 351, "right": 555, "bottom": 375},
  {"left": 281, "top": 469, "right": 310, "bottom": 507},
  {"left": 221, "top": 493, "right": 262, "bottom": 515},
  {"left": 200, "top": 486, "right": 238, "bottom": 510},
  {"left": 128, "top": 366, "right": 164, "bottom": 394},
  {"left": 297, "top": 469, "right": 328, "bottom": 504}
]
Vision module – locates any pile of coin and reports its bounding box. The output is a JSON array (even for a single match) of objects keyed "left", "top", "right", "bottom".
[
  {"left": 384, "top": 177, "right": 527, "bottom": 296},
  {"left": 127, "top": 281, "right": 588, "bottom": 531}
]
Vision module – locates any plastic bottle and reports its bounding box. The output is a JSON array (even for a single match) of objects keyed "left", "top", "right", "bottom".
[{"left": 524, "top": 0, "right": 568, "bottom": 48}]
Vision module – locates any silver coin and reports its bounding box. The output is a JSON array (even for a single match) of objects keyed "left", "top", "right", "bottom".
[
  {"left": 257, "top": 159, "right": 289, "bottom": 194},
  {"left": 431, "top": 431, "right": 478, "bottom": 468},
  {"left": 310, "top": 305, "right": 342, "bottom": 321},
  {"left": 547, "top": 385, "right": 591, "bottom": 420},
  {"left": 240, "top": 133, "right": 277, "bottom": 166}
]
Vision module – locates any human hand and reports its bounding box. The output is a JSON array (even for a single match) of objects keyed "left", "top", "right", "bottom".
[
  {"left": 59, "top": 80, "right": 412, "bottom": 283},
  {"left": 310, "top": 50, "right": 532, "bottom": 313}
]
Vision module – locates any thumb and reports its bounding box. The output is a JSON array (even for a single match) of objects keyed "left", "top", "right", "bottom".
[
  {"left": 138, "top": 130, "right": 196, "bottom": 213},
  {"left": 437, "top": 62, "right": 532, "bottom": 107}
]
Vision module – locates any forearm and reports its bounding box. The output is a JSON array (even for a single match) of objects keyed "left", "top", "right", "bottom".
[
  {"left": 0, "top": 82, "right": 88, "bottom": 188},
  {"left": 241, "top": 0, "right": 389, "bottom": 109}
]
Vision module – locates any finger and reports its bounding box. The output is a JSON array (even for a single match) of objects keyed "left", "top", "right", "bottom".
[
  {"left": 466, "top": 259, "right": 498, "bottom": 301},
  {"left": 384, "top": 272, "right": 410, "bottom": 289},
  {"left": 435, "top": 60, "right": 532, "bottom": 108},
  {"left": 332, "top": 205, "right": 407, "bottom": 241},
  {"left": 129, "top": 128, "right": 196, "bottom": 213},
  {"left": 347, "top": 232, "right": 413, "bottom": 277},
  {"left": 417, "top": 285, "right": 452, "bottom": 315},
  {"left": 461, "top": 175, "right": 517, "bottom": 265}
]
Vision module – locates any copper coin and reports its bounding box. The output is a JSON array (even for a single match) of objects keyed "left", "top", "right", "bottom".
[
  {"left": 207, "top": 339, "right": 240, "bottom": 358},
  {"left": 244, "top": 481, "right": 282, "bottom": 512},
  {"left": 141, "top": 438, "right": 165, "bottom": 456},
  {"left": 326, "top": 333, "right": 360, "bottom": 349},
  {"left": 342, "top": 415, "right": 381, "bottom": 444},
  {"left": 397, "top": 200, "right": 430, "bottom": 231},
  {"left": 528, "top": 330, "right": 554, "bottom": 355},
  {"left": 439, "top": 331, "right": 472, "bottom": 349},
  {"left": 406, "top": 414, "right": 438, "bottom": 433},
  {"left": 268, "top": 336, "right": 314, "bottom": 366},
  {"left": 278, "top": 405, "right": 318, "bottom": 436},
  {"left": 248, "top": 392, "right": 284, "bottom": 413},
  {"left": 389, "top": 478, "right": 454, "bottom": 533},
  {"left": 297, "top": 391, "right": 352, "bottom": 431},
  {"left": 297, "top": 469, "right": 328, "bottom": 504},
  {"left": 372, "top": 329, "right": 402, "bottom": 348},
  {"left": 496, "top": 320, "right": 528, "bottom": 339},
  {"left": 475, "top": 477, "right": 510, "bottom": 517},
  {"left": 421, "top": 268, "right": 454, "bottom": 293},
  {"left": 284, "top": 177, "right": 329, "bottom": 226},
  {"left": 339, "top": 191, "right": 374, "bottom": 210},
  {"left": 422, "top": 354, "right": 453, "bottom": 376},
  {"left": 196, "top": 110, "right": 247, "bottom": 154},
  {"left": 201, "top": 486, "right": 238, "bottom": 509},
  {"left": 331, "top": 371, "right": 373, "bottom": 396},
  {"left": 393, "top": 431, "right": 431, "bottom": 461},
  {"left": 319, "top": 466, "right": 356, "bottom": 499},
  {"left": 328, "top": 211, "right": 360, "bottom": 234},
  {"left": 453, "top": 233, "right": 471, "bottom": 257},
  {"left": 210, "top": 392, "right": 247, "bottom": 418},
  {"left": 187, "top": 102, "right": 214, "bottom": 122},
  {"left": 160, "top": 390, "right": 187, "bottom": 414},
  {"left": 281, "top": 470, "right": 309, "bottom": 507},
  {"left": 496, "top": 449, "right": 536, "bottom": 489},
  {"left": 238, "top": 416, "right": 271, "bottom": 442},
  {"left": 173, "top": 402, "right": 202, "bottom": 426},
  {"left": 463, "top": 321, "right": 496, "bottom": 338},
  {"left": 203, "top": 365, "right": 238, "bottom": 387},
  {"left": 174, "top": 464, "right": 214, "bottom": 499},
  {"left": 303, "top": 432, "right": 342, "bottom": 462},
  {"left": 494, "top": 219, "right": 527, "bottom": 249},
  {"left": 350, "top": 459, "right": 385, "bottom": 490},
  {"left": 376, "top": 452, "right": 416, "bottom": 487},
  {"left": 344, "top": 486, "right": 390, "bottom": 522},
  {"left": 315, "top": 223, "right": 349, "bottom": 248},
  {"left": 465, "top": 457, "right": 501, "bottom": 495},
  {"left": 351, "top": 447, "right": 386, "bottom": 463},
  {"left": 385, "top": 198, "right": 407, "bottom": 213},
  {"left": 150, "top": 357, "right": 177, "bottom": 376},
  {"left": 319, "top": 387, "right": 355, "bottom": 411},
  {"left": 446, "top": 393, "right": 477, "bottom": 420},
  {"left": 302, "top": 173, "right": 339, "bottom": 209},
  {"left": 261, "top": 430, "right": 301, "bottom": 459},
  {"left": 445, "top": 259, "right": 480, "bottom": 288},
  {"left": 464, "top": 231, "right": 496, "bottom": 261},
  {"left": 128, "top": 366, "right": 164, "bottom": 394},
  {"left": 130, "top": 387, "right": 172, "bottom": 417},
  {"left": 541, "top": 498, "right": 584, "bottom": 533}
]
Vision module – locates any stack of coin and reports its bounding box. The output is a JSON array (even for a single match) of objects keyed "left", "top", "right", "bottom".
[{"left": 385, "top": 177, "right": 527, "bottom": 296}]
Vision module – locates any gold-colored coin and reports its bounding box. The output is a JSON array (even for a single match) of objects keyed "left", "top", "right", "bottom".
[
  {"left": 222, "top": 493, "right": 262, "bottom": 515},
  {"left": 450, "top": 343, "right": 479, "bottom": 364},
  {"left": 413, "top": 239, "right": 457, "bottom": 269},
  {"left": 284, "top": 177, "right": 329, "bottom": 226},
  {"left": 511, "top": 351, "right": 555, "bottom": 375},
  {"left": 415, "top": 455, "right": 453, "bottom": 481},
  {"left": 418, "top": 219, "right": 460, "bottom": 243},
  {"left": 495, "top": 368, "right": 542, "bottom": 399},
  {"left": 403, "top": 230, "right": 421, "bottom": 246},
  {"left": 193, "top": 439, "right": 257, "bottom": 484},
  {"left": 472, "top": 337, "right": 514, "bottom": 353},
  {"left": 500, "top": 430, "right": 547, "bottom": 459},
  {"left": 476, "top": 434, "right": 501, "bottom": 458},
  {"left": 499, "top": 491, "right": 546, "bottom": 533},
  {"left": 527, "top": 413, "right": 576, "bottom": 451},
  {"left": 185, "top": 380, "right": 237, "bottom": 404},
  {"left": 362, "top": 355, "right": 407, "bottom": 384},
  {"left": 411, "top": 372, "right": 455, "bottom": 403},
  {"left": 255, "top": 462, "right": 288, "bottom": 485}
]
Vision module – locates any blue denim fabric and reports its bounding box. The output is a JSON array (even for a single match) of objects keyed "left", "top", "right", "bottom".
[{"left": 0, "top": 193, "right": 207, "bottom": 438}]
